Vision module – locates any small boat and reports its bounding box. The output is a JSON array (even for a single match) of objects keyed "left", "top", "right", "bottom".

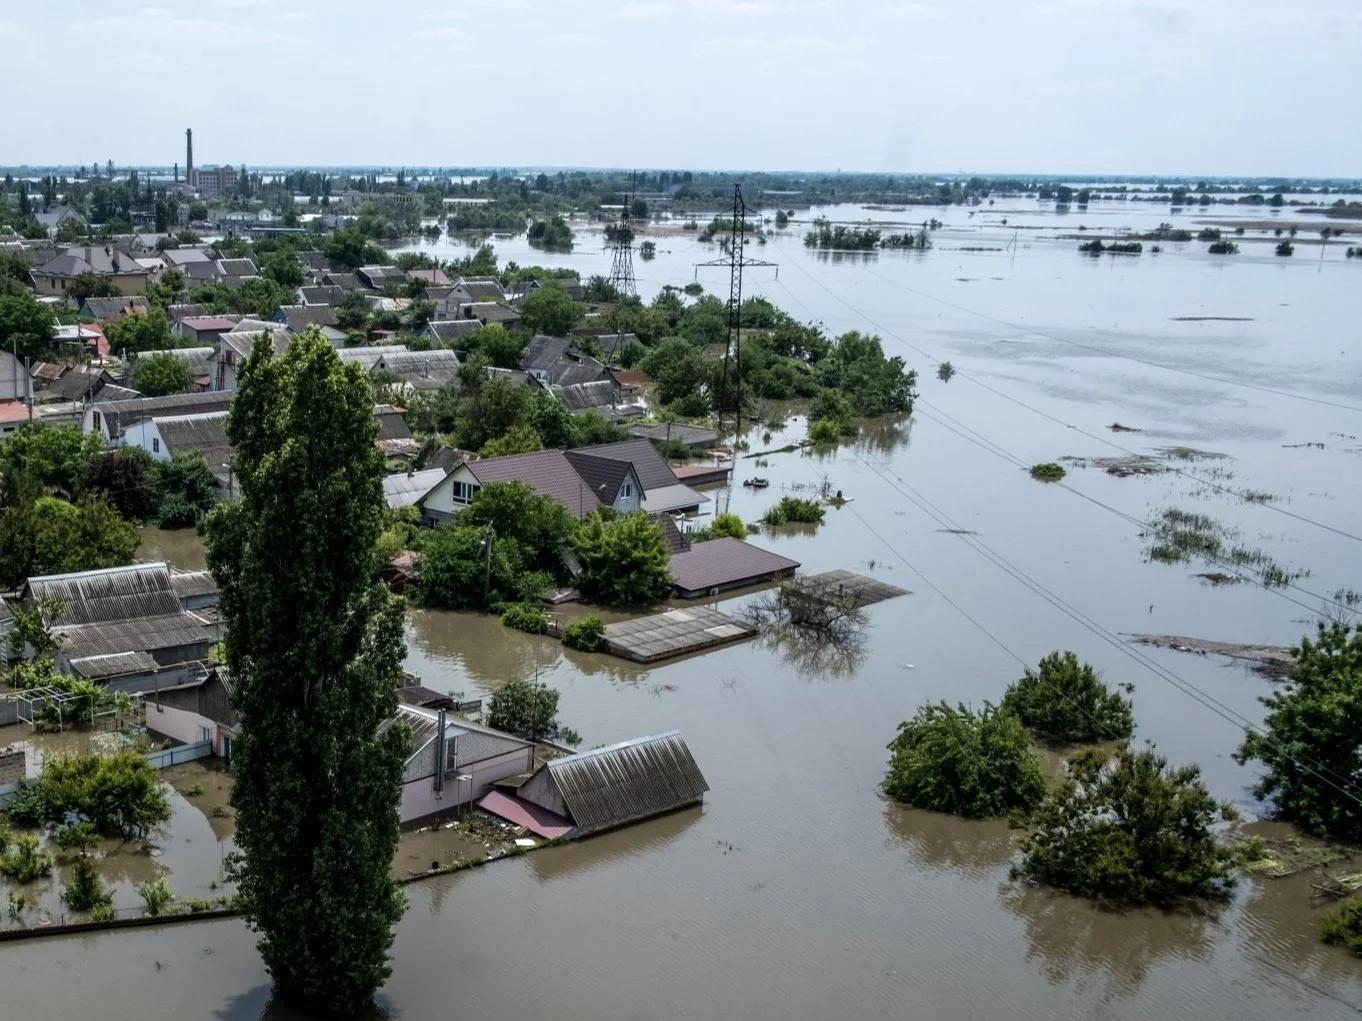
[{"left": 743, "top": 477, "right": 770, "bottom": 489}]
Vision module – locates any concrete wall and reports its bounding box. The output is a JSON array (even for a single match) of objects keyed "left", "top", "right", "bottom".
[
  {"left": 0, "top": 746, "right": 26, "bottom": 785},
  {"left": 146, "top": 702, "right": 214, "bottom": 747},
  {"left": 400, "top": 746, "right": 535, "bottom": 825}
]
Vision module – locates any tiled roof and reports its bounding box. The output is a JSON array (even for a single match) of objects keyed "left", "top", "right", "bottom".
[
  {"left": 666, "top": 538, "right": 800, "bottom": 595},
  {"left": 467, "top": 449, "right": 603, "bottom": 517},
  {"left": 298, "top": 285, "right": 346, "bottom": 306},
  {"left": 276, "top": 305, "right": 340, "bottom": 332},
  {"left": 573, "top": 438, "right": 680, "bottom": 492}
]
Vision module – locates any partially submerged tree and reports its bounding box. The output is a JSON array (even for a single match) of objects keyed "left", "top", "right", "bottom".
[
  {"left": 1016, "top": 745, "right": 1236, "bottom": 906},
  {"left": 573, "top": 511, "right": 672, "bottom": 607},
  {"left": 1235, "top": 622, "right": 1362, "bottom": 842},
  {"left": 204, "top": 328, "right": 409, "bottom": 1016},
  {"left": 486, "top": 677, "right": 571, "bottom": 742},
  {"left": 63, "top": 858, "right": 113, "bottom": 913},
  {"left": 884, "top": 702, "right": 1047, "bottom": 818},
  {"left": 1001, "top": 651, "right": 1134, "bottom": 744}
]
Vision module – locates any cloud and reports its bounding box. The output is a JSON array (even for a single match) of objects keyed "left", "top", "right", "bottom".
[
  {"left": 463, "top": 0, "right": 530, "bottom": 8},
  {"left": 412, "top": 25, "right": 472, "bottom": 48},
  {"left": 691, "top": 0, "right": 775, "bottom": 14},
  {"left": 878, "top": 3, "right": 948, "bottom": 19},
  {"left": 72, "top": 7, "right": 290, "bottom": 43},
  {"left": 277, "top": 11, "right": 308, "bottom": 20},
  {"left": 214, "top": 0, "right": 270, "bottom": 6},
  {"left": 540, "top": 31, "right": 596, "bottom": 46},
  {"left": 694, "top": 35, "right": 866, "bottom": 56},
  {"left": 615, "top": 2, "right": 674, "bottom": 17}
]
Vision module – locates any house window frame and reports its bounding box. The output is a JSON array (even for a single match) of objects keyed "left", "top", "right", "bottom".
[{"left": 152, "top": 437, "right": 160, "bottom": 454}]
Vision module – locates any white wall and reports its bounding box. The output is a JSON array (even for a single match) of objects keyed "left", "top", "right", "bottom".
[
  {"left": 147, "top": 702, "right": 214, "bottom": 746},
  {"left": 0, "top": 350, "right": 26, "bottom": 403},
  {"left": 120, "top": 419, "right": 170, "bottom": 460},
  {"left": 399, "top": 746, "right": 534, "bottom": 825},
  {"left": 610, "top": 467, "right": 642, "bottom": 514},
  {"left": 421, "top": 465, "right": 479, "bottom": 524}
]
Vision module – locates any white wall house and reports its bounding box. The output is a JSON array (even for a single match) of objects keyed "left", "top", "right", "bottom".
[{"left": 418, "top": 464, "right": 481, "bottom": 526}]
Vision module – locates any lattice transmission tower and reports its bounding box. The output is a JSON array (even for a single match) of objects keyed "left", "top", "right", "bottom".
[{"left": 605, "top": 171, "right": 637, "bottom": 298}]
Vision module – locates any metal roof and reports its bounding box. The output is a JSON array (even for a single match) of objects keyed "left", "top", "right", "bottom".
[
  {"left": 220, "top": 328, "right": 291, "bottom": 359},
  {"left": 556, "top": 380, "right": 617, "bottom": 411},
  {"left": 155, "top": 411, "right": 230, "bottom": 458},
  {"left": 25, "top": 562, "right": 183, "bottom": 625},
  {"left": 298, "top": 285, "right": 346, "bottom": 307},
  {"left": 382, "top": 704, "right": 533, "bottom": 780},
  {"left": 640, "top": 483, "right": 708, "bottom": 514},
  {"left": 67, "top": 650, "right": 159, "bottom": 679},
  {"left": 627, "top": 423, "right": 718, "bottom": 448},
  {"left": 334, "top": 347, "right": 388, "bottom": 370},
  {"left": 466, "top": 450, "right": 602, "bottom": 517},
  {"left": 135, "top": 346, "right": 215, "bottom": 378},
  {"left": 276, "top": 305, "right": 340, "bottom": 332},
  {"left": 426, "top": 319, "right": 483, "bottom": 342},
  {"left": 59, "top": 613, "right": 214, "bottom": 660},
  {"left": 95, "top": 390, "right": 233, "bottom": 434},
  {"left": 170, "top": 570, "right": 219, "bottom": 601},
  {"left": 562, "top": 451, "right": 633, "bottom": 505},
  {"left": 383, "top": 468, "right": 448, "bottom": 509},
  {"left": 666, "top": 538, "right": 800, "bottom": 596},
  {"left": 575, "top": 438, "right": 681, "bottom": 492},
  {"left": 544, "top": 731, "right": 708, "bottom": 836}
]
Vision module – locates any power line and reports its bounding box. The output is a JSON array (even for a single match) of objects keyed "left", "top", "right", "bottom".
[{"left": 768, "top": 239, "right": 1362, "bottom": 547}]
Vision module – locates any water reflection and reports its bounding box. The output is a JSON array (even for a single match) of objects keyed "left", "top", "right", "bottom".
[
  {"left": 884, "top": 801, "right": 1019, "bottom": 877},
  {"left": 138, "top": 525, "right": 207, "bottom": 571},
  {"left": 214, "top": 987, "right": 396, "bottom": 1021},
  {"left": 856, "top": 414, "right": 913, "bottom": 455},
  {"left": 523, "top": 804, "right": 702, "bottom": 882},
  {"left": 1000, "top": 883, "right": 1216, "bottom": 998},
  {"left": 758, "top": 624, "right": 867, "bottom": 679}
]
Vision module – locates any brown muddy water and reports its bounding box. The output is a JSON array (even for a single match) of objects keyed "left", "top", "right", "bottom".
[{"left": 6, "top": 196, "right": 1362, "bottom": 1019}]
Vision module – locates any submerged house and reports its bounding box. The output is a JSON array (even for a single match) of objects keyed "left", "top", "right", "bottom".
[
  {"left": 382, "top": 704, "right": 536, "bottom": 824},
  {"left": 480, "top": 731, "right": 708, "bottom": 839}
]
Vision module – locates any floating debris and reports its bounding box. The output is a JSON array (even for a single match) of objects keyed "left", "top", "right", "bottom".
[
  {"left": 1108, "top": 422, "right": 1144, "bottom": 433},
  {"left": 1130, "top": 633, "right": 1295, "bottom": 678}
]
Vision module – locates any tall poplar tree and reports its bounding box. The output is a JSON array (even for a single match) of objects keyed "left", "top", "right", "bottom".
[{"left": 205, "top": 328, "right": 409, "bottom": 1015}]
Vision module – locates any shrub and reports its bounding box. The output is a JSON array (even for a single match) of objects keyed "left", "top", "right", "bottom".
[
  {"left": 562, "top": 615, "right": 607, "bottom": 652},
  {"left": 53, "top": 820, "right": 100, "bottom": 855},
  {"left": 1001, "top": 651, "right": 1134, "bottom": 744},
  {"left": 1322, "top": 897, "right": 1362, "bottom": 956},
  {"left": 808, "top": 419, "right": 842, "bottom": 445},
  {"left": 62, "top": 858, "right": 113, "bottom": 913},
  {"left": 27, "top": 750, "right": 171, "bottom": 839},
  {"left": 762, "top": 497, "right": 825, "bottom": 527},
  {"left": 1208, "top": 240, "right": 1239, "bottom": 255},
  {"left": 0, "top": 833, "right": 55, "bottom": 882},
  {"left": 487, "top": 678, "right": 565, "bottom": 741},
  {"left": 137, "top": 875, "right": 176, "bottom": 916},
  {"left": 1276, "top": 240, "right": 1294, "bottom": 256},
  {"left": 708, "top": 513, "right": 748, "bottom": 541},
  {"left": 1016, "top": 746, "right": 1236, "bottom": 905},
  {"left": 1029, "top": 462, "right": 1066, "bottom": 482},
  {"left": 808, "top": 390, "right": 858, "bottom": 436},
  {"left": 885, "top": 702, "right": 1046, "bottom": 818},
  {"left": 573, "top": 511, "right": 672, "bottom": 607},
  {"left": 501, "top": 602, "right": 549, "bottom": 634},
  {"left": 1236, "top": 623, "right": 1362, "bottom": 841}
]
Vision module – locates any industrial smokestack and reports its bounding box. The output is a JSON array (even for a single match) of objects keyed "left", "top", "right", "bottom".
[{"left": 185, "top": 128, "right": 194, "bottom": 185}]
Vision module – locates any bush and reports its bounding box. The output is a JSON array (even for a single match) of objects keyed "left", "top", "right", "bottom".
[
  {"left": 152, "top": 453, "right": 216, "bottom": 528},
  {"left": 808, "top": 419, "right": 842, "bottom": 445},
  {"left": 1236, "top": 623, "right": 1362, "bottom": 841},
  {"left": 26, "top": 750, "right": 171, "bottom": 839},
  {"left": 1208, "top": 240, "right": 1239, "bottom": 255},
  {"left": 501, "top": 602, "right": 549, "bottom": 634},
  {"left": 487, "top": 678, "right": 565, "bottom": 741},
  {"left": 709, "top": 512, "right": 748, "bottom": 541},
  {"left": 1016, "top": 746, "right": 1236, "bottom": 905},
  {"left": 1322, "top": 897, "right": 1362, "bottom": 956},
  {"left": 808, "top": 390, "right": 858, "bottom": 436},
  {"left": 0, "top": 832, "right": 55, "bottom": 882},
  {"left": 130, "top": 352, "right": 196, "bottom": 397},
  {"left": 562, "top": 615, "right": 607, "bottom": 652},
  {"left": 413, "top": 525, "right": 547, "bottom": 610},
  {"left": 1029, "top": 462, "right": 1066, "bottom": 482},
  {"left": 1001, "top": 651, "right": 1134, "bottom": 744},
  {"left": 762, "top": 496, "right": 825, "bottom": 527},
  {"left": 81, "top": 448, "right": 158, "bottom": 521},
  {"left": 137, "top": 875, "right": 176, "bottom": 916},
  {"left": 1276, "top": 240, "right": 1294, "bottom": 256},
  {"left": 884, "top": 701, "right": 1047, "bottom": 818},
  {"left": 63, "top": 858, "right": 113, "bottom": 913},
  {"left": 573, "top": 511, "right": 672, "bottom": 607}
]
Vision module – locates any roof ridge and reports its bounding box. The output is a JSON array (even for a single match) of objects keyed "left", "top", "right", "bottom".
[
  {"left": 31, "top": 561, "right": 169, "bottom": 583},
  {"left": 548, "top": 730, "right": 683, "bottom": 767}
]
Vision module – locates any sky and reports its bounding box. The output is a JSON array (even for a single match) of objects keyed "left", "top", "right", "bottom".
[{"left": 3, "top": 0, "right": 1361, "bottom": 177}]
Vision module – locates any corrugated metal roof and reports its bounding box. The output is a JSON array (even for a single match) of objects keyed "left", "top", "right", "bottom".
[
  {"left": 277, "top": 305, "right": 339, "bottom": 332},
  {"left": 545, "top": 731, "right": 708, "bottom": 836},
  {"left": 627, "top": 423, "right": 718, "bottom": 448},
  {"left": 383, "top": 468, "right": 448, "bottom": 509},
  {"left": 557, "top": 380, "right": 617, "bottom": 411},
  {"left": 667, "top": 538, "right": 800, "bottom": 595},
  {"left": 96, "top": 391, "right": 233, "bottom": 434},
  {"left": 25, "top": 562, "right": 183, "bottom": 625},
  {"left": 67, "top": 650, "right": 159, "bottom": 679},
  {"left": 155, "top": 411, "right": 230, "bottom": 458},
  {"left": 135, "top": 346, "right": 215, "bottom": 378},
  {"left": 335, "top": 347, "right": 388, "bottom": 370},
  {"left": 170, "top": 570, "right": 218, "bottom": 600},
  {"left": 640, "top": 483, "right": 708, "bottom": 514},
  {"left": 60, "top": 613, "right": 213, "bottom": 659}
]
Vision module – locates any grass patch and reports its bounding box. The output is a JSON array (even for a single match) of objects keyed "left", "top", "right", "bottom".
[
  {"left": 1029, "top": 462, "right": 1066, "bottom": 482},
  {"left": 762, "top": 497, "right": 826, "bottom": 527},
  {"left": 1144, "top": 507, "right": 1308, "bottom": 587},
  {"left": 501, "top": 602, "right": 549, "bottom": 635}
]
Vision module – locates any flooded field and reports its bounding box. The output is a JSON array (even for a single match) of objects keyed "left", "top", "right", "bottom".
[{"left": 6, "top": 195, "right": 1362, "bottom": 1019}]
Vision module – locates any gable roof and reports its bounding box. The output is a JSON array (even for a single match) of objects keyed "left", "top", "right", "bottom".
[
  {"left": 373, "top": 404, "right": 411, "bottom": 441},
  {"left": 520, "top": 335, "right": 611, "bottom": 387},
  {"left": 220, "top": 326, "right": 291, "bottom": 359},
  {"left": 93, "top": 390, "right": 233, "bottom": 437},
  {"left": 355, "top": 265, "right": 409, "bottom": 289},
  {"left": 321, "top": 271, "right": 362, "bottom": 290},
  {"left": 298, "top": 285, "right": 346, "bottom": 306},
  {"left": 666, "top": 538, "right": 800, "bottom": 595},
  {"left": 406, "top": 267, "right": 450, "bottom": 286},
  {"left": 135, "top": 346, "right": 214, "bottom": 379},
  {"left": 464, "top": 449, "right": 602, "bottom": 517},
  {"left": 180, "top": 315, "right": 237, "bottom": 333},
  {"left": 159, "top": 248, "right": 214, "bottom": 267},
  {"left": 556, "top": 379, "right": 617, "bottom": 411},
  {"left": 81, "top": 296, "right": 148, "bottom": 321},
  {"left": 383, "top": 468, "right": 449, "bottom": 509},
  {"left": 466, "top": 302, "right": 521, "bottom": 325},
  {"left": 276, "top": 305, "right": 340, "bottom": 332},
  {"left": 573, "top": 438, "right": 680, "bottom": 492},
  {"left": 541, "top": 731, "right": 708, "bottom": 836},
  {"left": 166, "top": 304, "right": 209, "bottom": 322},
  {"left": 216, "top": 258, "right": 257, "bottom": 278},
  {"left": 425, "top": 319, "right": 483, "bottom": 343},
  {"left": 373, "top": 349, "right": 460, "bottom": 388},
  {"left": 24, "top": 562, "right": 184, "bottom": 624},
  {"left": 36, "top": 246, "right": 142, "bottom": 279},
  {"left": 453, "top": 277, "right": 506, "bottom": 301},
  {"left": 48, "top": 366, "right": 111, "bottom": 403},
  {"left": 562, "top": 450, "right": 635, "bottom": 505},
  {"left": 155, "top": 411, "right": 231, "bottom": 459}
]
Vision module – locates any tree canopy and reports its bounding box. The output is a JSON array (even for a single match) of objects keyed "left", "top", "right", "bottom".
[
  {"left": 1236, "top": 622, "right": 1362, "bottom": 842},
  {"left": 519, "top": 285, "right": 584, "bottom": 336},
  {"left": 573, "top": 511, "right": 672, "bottom": 607},
  {"left": 884, "top": 701, "right": 1047, "bottom": 818},
  {"left": 105, "top": 307, "right": 177, "bottom": 354},
  {"left": 1001, "top": 651, "right": 1135, "bottom": 744},
  {"left": 0, "top": 292, "right": 57, "bottom": 362},
  {"left": 203, "top": 328, "right": 409, "bottom": 1015},
  {"left": 1016, "top": 746, "right": 1236, "bottom": 905},
  {"left": 0, "top": 422, "right": 103, "bottom": 497},
  {"left": 130, "top": 352, "right": 196, "bottom": 397}
]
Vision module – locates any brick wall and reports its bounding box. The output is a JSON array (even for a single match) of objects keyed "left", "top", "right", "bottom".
[{"left": 0, "top": 746, "right": 26, "bottom": 785}]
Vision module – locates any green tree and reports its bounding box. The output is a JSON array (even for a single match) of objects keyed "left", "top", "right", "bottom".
[
  {"left": 820, "top": 331, "right": 917, "bottom": 416},
  {"left": 335, "top": 291, "right": 370, "bottom": 331},
  {"left": 0, "top": 292, "right": 57, "bottom": 362},
  {"left": 519, "top": 286, "right": 584, "bottom": 336},
  {"left": 203, "top": 328, "right": 410, "bottom": 1016},
  {"left": 66, "top": 273, "right": 120, "bottom": 306},
  {"left": 63, "top": 858, "right": 113, "bottom": 913},
  {"left": 152, "top": 453, "right": 217, "bottom": 527},
  {"left": 573, "top": 511, "right": 672, "bottom": 607},
  {"left": 1001, "top": 651, "right": 1135, "bottom": 744},
  {"left": 459, "top": 481, "right": 577, "bottom": 575},
  {"left": 0, "top": 468, "right": 41, "bottom": 587},
  {"left": 1236, "top": 623, "right": 1362, "bottom": 841},
  {"left": 1016, "top": 746, "right": 1236, "bottom": 905},
  {"left": 412, "top": 525, "right": 543, "bottom": 610},
  {"left": 527, "top": 215, "right": 574, "bottom": 249},
  {"left": 469, "top": 323, "right": 523, "bottom": 368},
  {"left": 487, "top": 678, "right": 566, "bottom": 741},
  {"left": 323, "top": 226, "right": 385, "bottom": 269},
  {"left": 130, "top": 352, "right": 195, "bottom": 397},
  {"left": 105, "top": 307, "right": 175, "bottom": 355},
  {"left": 709, "top": 512, "right": 748, "bottom": 540},
  {"left": 31, "top": 751, "right": 171, "bottom": 838},
  {"left": 480, "top": 423, "right": 543, "bottom": 458},
  {"left": 81, "top": 448, "right": 158, "bottom": 521},
  {"left": 562, "top": 614, "right": 607, "bottom": 652},
  {"left": 808, "top": 389, "right": 858, "bottom": 436},
  {"left": 641, "top": 337, "right": 713, "bottom": 409},
  {"left": 260, "top": 251, "right": 304, "bottom": 289},
  {"left": 884, "top": 701, "right": 1047, "bottom": 818},
  {"left": 33, "top": 496, "right": 139, "bottom": 574},
  {"left": 0, "top": 423, "right": 104, "bottom": 497}
]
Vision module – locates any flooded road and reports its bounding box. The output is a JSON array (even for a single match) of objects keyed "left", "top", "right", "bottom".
[{"left": 6, "top": 195, "right": 1362, "bottom": 1019}]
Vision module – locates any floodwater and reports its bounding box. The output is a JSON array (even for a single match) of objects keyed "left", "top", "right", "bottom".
[{"left": 7, "top": 195, "right": 1362, "bottom": 1019}]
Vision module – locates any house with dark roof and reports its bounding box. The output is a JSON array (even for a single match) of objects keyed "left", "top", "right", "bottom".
[
  {"left": 449, "top": 277, "right": 506, "bottom": 308},
  {"left": 461, "top": 302, "right": 523, "bottom": 329},
  {"left": 482, "top": 731, "right": 708, "bottom": 838},
  {"left": 297, "top": 284, "right": 346, "bottom": 307},
  {"left": 355, "top": 265, "right": 410, "bottom": 291},
  {"left": 158, "top": 248, "right": 215, "bottom": 271},
  {"left": 37, "top": 365, "right": 115, "bottom": 404},
  {"left": 571, "top": 438, "right": 708, "bottom": 515},
  {"left": 273, "top": 304, "right": 341, "bottom": 334},
  {"left": 166, "top": 303, "right": 209, "bottom": 324},
  {"left": 174, "top": 315, "right": 239, "bottom": 344},
  {"left": 520, "top": 335, "right": 614, "bottom": 388},
  {"left": 321, "top": 271, "right": 363, "bottom": 291},
  {"left": 667, "top": 538, "right": 800, "bottom": 598},
  {"left": 418, "top": 449, "right": 607, "bottom": 525},
  {"left": 562, "top": 449, "right": 645, "bottom": 513},
  {"left": 372, "top": 348, "right": 460, "bottom": 391},
  {"left": 215, "top": 324, "right": 291, "bottom": 390},
  {"left": 80, "top": 295, "right": 148, "bottom": 322},
  {"left": 423, "top": 319, "right": 483, "bottom": 345},
  {"left": 82, "top": 390, "right": 233, "bottom": 449},
  {"left": 216, "top": 258, "right": 258, "bottom": 283},
  {"left": 379, "top": 704, "right": 535, "bottom": 824},
  {"left": 33, "top": 205, "right": 85, "bottom": 231},
  {"left": 32, "top": 246, "right": 149, "bottom": 297},
  {"left": 406, "top": 267, "right": 450, "bottom": 287}
]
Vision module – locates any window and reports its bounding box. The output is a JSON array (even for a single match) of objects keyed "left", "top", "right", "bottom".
[
  {"left": 451, "top": 480, "right": 480, "bottom": 505},
  {"left": 92, "top": 411, "right": 101, "bottom": 432},
  {"left": 152, "top": 437, "right": 160, "bottom": 454},
  {"left": 623, "top": 483, "right": 633, "bottom": 498}
]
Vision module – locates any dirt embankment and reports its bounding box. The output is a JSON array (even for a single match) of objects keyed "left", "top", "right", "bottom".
[{"left": 1129, "top": 634, "right": 1295, "bottom": 678}]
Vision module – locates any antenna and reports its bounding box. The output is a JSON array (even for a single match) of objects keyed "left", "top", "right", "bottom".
[
  {"left": 606, "top": 171, "right": 637, "bottom": 299},
  {"left": 694, "top": 184, "right": 777, "bottom": 436}
]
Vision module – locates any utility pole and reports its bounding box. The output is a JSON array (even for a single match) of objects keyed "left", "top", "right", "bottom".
[{"left": 482, "top": 523, "right": 495, "bottom": 607}]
